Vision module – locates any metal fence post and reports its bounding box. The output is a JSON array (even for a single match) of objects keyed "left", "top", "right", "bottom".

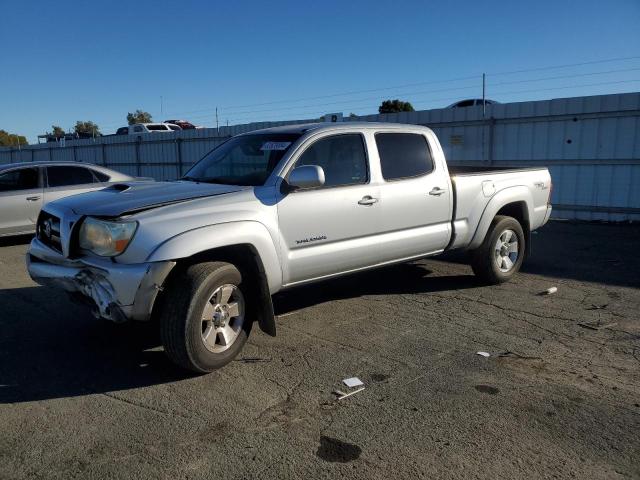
[
  {"left": 176, "top": 138, "right": 183, "bottom": 178},
  {"left": 135, "top": 136, "right": 142, "bottom": 176}
]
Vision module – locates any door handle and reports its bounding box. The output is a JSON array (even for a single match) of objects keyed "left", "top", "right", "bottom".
[
  {"left": 358, "top": 195, "right": 378, "bottom": 206},
  {"left": 26, "top": 196, "right": 41, "bottom": 201},
  {"left": 428, "top": 187, "right": 446, "bottom": 196}
]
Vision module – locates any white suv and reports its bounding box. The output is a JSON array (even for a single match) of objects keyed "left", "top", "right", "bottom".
[{"left": 125, "top": 123, "right": 182, "bottom": 134}]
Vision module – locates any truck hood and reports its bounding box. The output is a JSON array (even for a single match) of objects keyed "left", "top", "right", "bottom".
[{"left": 54, "top": 181, "right": 246, "bottom": 217}]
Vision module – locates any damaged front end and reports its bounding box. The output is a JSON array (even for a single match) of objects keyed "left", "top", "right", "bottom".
[{"left": 27, "top": 238, "right": 175, "bottom": 323}]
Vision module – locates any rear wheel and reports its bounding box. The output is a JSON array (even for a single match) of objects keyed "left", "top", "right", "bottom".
[
  {"left": 471, "top": 215, "right": 525, "bottom": 284},
  {"left": 159, "top": 261, "right": 252, "bottom": 373}
]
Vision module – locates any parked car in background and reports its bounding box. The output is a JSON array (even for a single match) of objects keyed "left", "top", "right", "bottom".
[
  {"left": 447, "top": 99, "right": 500, "bottom": 108},
  {"left": 0, "top": 162, "right": 140, "bottom": 237},
  {"left": 117, "top": 123, "right": 182, "bottom": 135},
  {"left": 163, "top": 119, "right": 201, "bottom": 130}
]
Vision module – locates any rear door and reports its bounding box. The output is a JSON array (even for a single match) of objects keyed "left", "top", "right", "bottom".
[
  {"left": 0, "top": 166, "right": 43, "bottom": 235},
  {"left": 373, "top": 131, "right": 452, "bottom": 261},
  {"left": 44, "top": 165, "right": 104, "bottom": 204}
]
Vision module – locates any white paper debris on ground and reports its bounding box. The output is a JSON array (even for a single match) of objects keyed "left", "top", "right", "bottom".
[
  {"left": 540, "top": 286, "right": 557, "bottom": 295},
  {"left": 333, "top": 388, "right": 365, "bottom": 400},
  {"left": 343, "top": 377, "right": 364, "bottom": 388},
  {"left": 476, "top": 351, "right": 491, "bottom": 357}
]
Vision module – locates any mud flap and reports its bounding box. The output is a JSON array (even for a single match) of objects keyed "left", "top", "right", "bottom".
[{"left": 256, "top": 272, "right": 276, "bottom": 336}]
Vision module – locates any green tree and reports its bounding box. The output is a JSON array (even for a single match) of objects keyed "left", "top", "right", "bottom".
[
  {"left": 52, "top": 125, "right": 65, "bottom": 138},
  {"left": 0, "top": 130, "right": 28, "bottom": 146},
  {"left": 378, "top": 99, "right": 415, "bottom": 114},
  {"left": 74, "top": 120, "right": 101, "bottom": 136},
  {"left": 127, "top": 110, "right": 152, "bottom": 125}
]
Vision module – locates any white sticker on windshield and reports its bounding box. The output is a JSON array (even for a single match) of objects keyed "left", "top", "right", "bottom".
[{"left": 260, "top": 141, "right": 291, "bottom": 151}]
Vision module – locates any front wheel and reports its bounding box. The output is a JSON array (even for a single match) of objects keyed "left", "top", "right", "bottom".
[
  {"left": 471, "top": 215, "right": 525, "bottom": 284},
  {"left": 158, "top": 261, "right": 252, "bottom": 373}
]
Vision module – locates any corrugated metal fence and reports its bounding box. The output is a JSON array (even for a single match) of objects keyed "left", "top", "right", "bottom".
[{"left": 1, "top": 92, "right": 639, "bottom": 221}]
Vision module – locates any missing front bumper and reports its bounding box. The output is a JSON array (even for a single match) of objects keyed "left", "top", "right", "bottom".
[{"left": 27, "top": 239, "right": 175, "bottom": 322}]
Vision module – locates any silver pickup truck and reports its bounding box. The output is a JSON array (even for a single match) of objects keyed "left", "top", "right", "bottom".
[{"left": 27, "top": 123, "right": 552, "bottom": 372}]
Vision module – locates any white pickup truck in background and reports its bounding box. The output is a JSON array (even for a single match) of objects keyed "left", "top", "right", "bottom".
[{"left": 27, "top": 122, "right": 552, "bottom": 372}]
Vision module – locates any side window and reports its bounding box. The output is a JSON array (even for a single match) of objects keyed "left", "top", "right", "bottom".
[
  {"left": 47, "top": 166, "right": 96, "bottom": 187},
  {"left": 0, "top": 168, "right": 39, "bottom": 192},
  {"left": 91, "top": 170, "right": 110, "bottom": 182},
  {"left": 295, "top": 134, "right": 368, "bottom": 188},
  {"left": 134, "top": 126, "right": 143, "bottom": 133},
  {"left": 375, "top": 133, "right": 434, "bottom": 181}
]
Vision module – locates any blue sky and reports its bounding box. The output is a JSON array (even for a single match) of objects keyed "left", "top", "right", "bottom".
[{"left": 2, "top": 0, "right": 639, "bottom": 142}]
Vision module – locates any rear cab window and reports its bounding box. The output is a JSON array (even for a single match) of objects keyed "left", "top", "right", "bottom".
[
  {"left": 294, "top": 134, "right": 369, "bottom": 188},
  {"left": 375, "top": 133, "right": 434, "bottom": 181}
]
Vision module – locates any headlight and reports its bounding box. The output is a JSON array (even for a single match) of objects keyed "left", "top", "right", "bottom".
[{"left": 79, "top": 217, "right": 138, "bottom": 256}]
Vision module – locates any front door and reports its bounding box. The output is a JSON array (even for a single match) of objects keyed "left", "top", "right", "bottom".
[{"left": 277, "top": 133, "right": 380, "bottom": 285}]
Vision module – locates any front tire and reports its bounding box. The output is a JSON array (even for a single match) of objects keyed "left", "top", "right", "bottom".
[
  {"left": 158, "top": 261, "right": 252, "bottom": 373},
  {"left": 471, "top": 215, "right": 525, "bottom": 284}
]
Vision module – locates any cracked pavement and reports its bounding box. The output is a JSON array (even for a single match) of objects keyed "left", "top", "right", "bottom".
[{"left": 0, "top": 221, "right": 639, "bottom": 479}]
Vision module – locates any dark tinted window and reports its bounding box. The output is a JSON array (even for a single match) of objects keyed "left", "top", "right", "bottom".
[
  {"left": 91, "top": 170, "right": 110, "bottom": 182},
  {"left": 146, "top": 124, "right": 168, "bottom": 131},
  {"left": 375, "top": 133, "right": 433, "bottom": 180},
  {"left": 453, "top": 100, "right": 475, "bottom": 108},
  {"left": 0, "top": 168, "right": 39, "bottom": 192},
  {"left": 47, "top": 166, "right": 95, "bottom": 187},
  {"left": 295, "top": 134, "right": 368, "bottom": 188},
  {"left": 167, "top": 125, "right": 181, "bottom": 131},
  {"left": 116, "top": 127, "right": 128, "bottom": 135},
  {"left": 134, "top": 126, "right": 143, "bottom": 132}
]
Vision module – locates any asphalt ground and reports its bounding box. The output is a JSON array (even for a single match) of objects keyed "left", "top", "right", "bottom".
[{"left": 0, "top": 221, "right": 638, "bottom": 479}]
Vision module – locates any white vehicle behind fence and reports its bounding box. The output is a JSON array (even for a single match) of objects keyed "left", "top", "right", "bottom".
[
  {"left": 117, "top": 123, "right": 182, "bottom": 135},
  {"left": 26, "top": 122, "right": 552, "bottom": 372}
]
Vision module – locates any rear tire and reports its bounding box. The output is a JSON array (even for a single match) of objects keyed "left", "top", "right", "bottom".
[
  {"left": 471, "top": 215, "right": 525, "bottom": 284},
  {"left": 158, "top": 261, "right": 252, "bottom": 373}
]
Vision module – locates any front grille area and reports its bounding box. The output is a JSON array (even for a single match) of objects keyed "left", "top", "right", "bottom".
[{"left": 37, "top": 211, "right": 63, "bottom": 253}]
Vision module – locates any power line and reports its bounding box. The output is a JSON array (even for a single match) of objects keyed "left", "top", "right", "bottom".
[
  {"left": 95, "top": 56, "right": 640, "bottom": 131},
  {"left": 162, "top": 55, "right": 640, "bottom": 119},
  {"left": 221, "top": 78, "right": 640, "bottom": 125},
  {"left": 192, "top": 67, "right": 640, "bottom": 122},
  {"left": 487, "top": 55, "right": 640, "bottom": 76}
]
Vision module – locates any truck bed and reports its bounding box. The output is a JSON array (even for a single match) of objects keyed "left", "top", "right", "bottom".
[{"left": 447, "top": 165, "right": 552, "bottom": 251}]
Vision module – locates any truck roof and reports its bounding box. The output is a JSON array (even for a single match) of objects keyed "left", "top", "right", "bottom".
[{"left": 244, "top": 122, "right": 431, "bottom": 135}]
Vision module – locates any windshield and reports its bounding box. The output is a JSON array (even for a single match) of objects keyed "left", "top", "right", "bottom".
[{"left": 183, "top": 133, "right": 301, "bottom": 186}]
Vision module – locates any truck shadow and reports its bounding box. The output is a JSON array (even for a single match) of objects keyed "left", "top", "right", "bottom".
[
  {"left": 273, "top": 263, "right": 481, "bottom": 315},
  {"left": 0, "top": 264, "right": 479, "bottom": 404},
  {"left": 0, "top": 286, "right": 192, "bottom": 404}
]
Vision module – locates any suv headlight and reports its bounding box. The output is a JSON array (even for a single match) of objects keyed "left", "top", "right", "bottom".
[{"left": 79, "top": 217, "right": 138, "bottom": 256}]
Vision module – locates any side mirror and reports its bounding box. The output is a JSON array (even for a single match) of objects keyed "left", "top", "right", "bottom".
[{"left": 288, "top": 165, "right": 325, "bottom": 189}]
